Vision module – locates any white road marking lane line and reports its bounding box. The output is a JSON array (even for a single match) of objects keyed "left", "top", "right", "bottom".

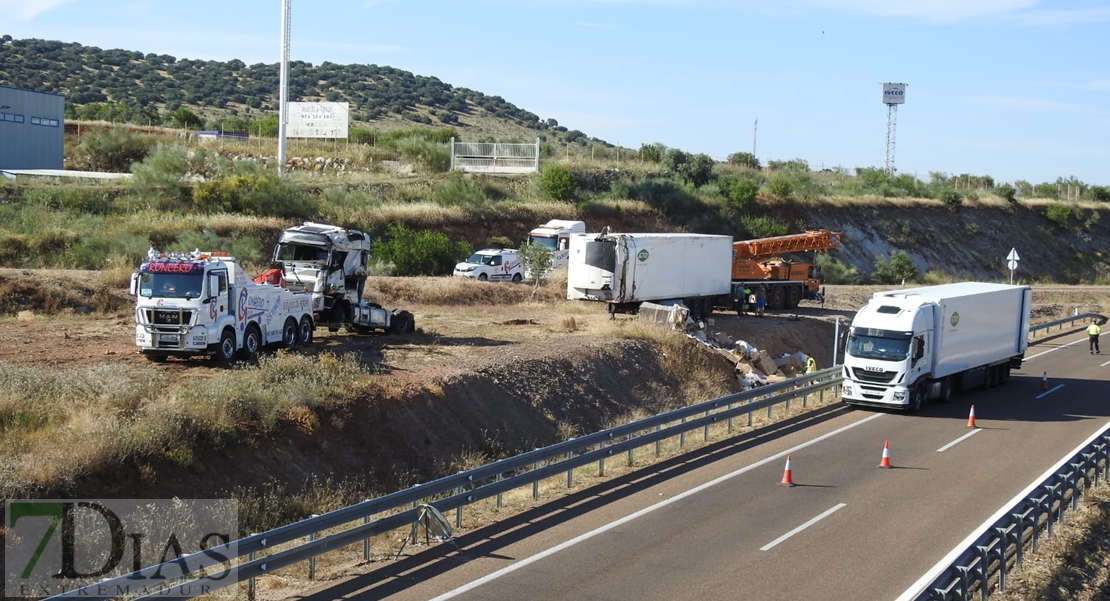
[
  {"left": 937, "top": 429, "right": 981, "bottom": 453},
  {"left": 1025, "top": 336, "right": 1086, "bottom": 360},
  {"left": 427, "top": 413, "right": 886, "bottom": 601},
  {"left": 1036, "top": 384, "right": 1065, "bottom": 399},
  {"left": 760, "top": 503, "right": 847, "bottom": 551},
  {"left": 1101, "top": 359, "right": 1110, "bottom": 368}
]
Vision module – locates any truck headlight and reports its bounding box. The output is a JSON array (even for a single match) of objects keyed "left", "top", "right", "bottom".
[
  {"left": 893, "top": 390, "right": 906, "bottom": 401},
  {"left": 842, "top": 384, "right": 853, "bottom": 395}
]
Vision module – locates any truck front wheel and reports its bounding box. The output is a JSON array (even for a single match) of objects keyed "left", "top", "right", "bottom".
[
  {"left": 388, "top": 310, "right": 415, "bottom": 335},
  {"left": 908, "top": 383, "right": 925, "bottom": 413},
  {"left": 215, "top": 329, "right": 236, "bottom": 364}
]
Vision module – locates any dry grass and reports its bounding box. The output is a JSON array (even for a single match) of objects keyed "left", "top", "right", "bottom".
[{"left": 990, "top": 484, "right": 1110, "bottom": 601}]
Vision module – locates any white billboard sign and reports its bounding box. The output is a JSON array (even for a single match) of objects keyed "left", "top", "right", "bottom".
[
  {"left": 287, "top": 102, "right": 349, "bottom": 139},
  {"left": 882, "top": 83, "right": 906, "bottom": 105}
]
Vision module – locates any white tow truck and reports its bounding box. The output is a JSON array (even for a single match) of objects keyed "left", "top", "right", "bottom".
[{"left": 132, "top": 249, "right": 315, "bottom": 362}]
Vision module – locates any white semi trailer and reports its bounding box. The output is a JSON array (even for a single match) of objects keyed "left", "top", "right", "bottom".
[
  {"left": 566, "top": 231, "right": 734, "bottom": 320},
  {"left": 841, "top": 282, "right": 1032, "bottom": 412}
]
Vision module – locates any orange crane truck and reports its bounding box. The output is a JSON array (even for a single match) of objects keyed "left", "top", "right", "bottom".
[{"left": 731, "top": 229, "right": 842, "bottom": 311}]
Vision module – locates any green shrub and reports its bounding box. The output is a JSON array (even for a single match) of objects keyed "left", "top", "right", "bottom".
[
  {"left": 191, "top": 170, "right": 312, "bottom": 218},
  {"left": 766, "top": 175, "right": 793, "bottom": 199},
  {"left": 23, "top": 186, "right": 112, "bottom": 215},
  {"left": 75, "top": 127, "right": 153, "bottom": 172},
  {"left": 611, "top": 178, "right": 705, "bottom": 217},
  {"left": 539, "top": 164, "right": 576, "bottom": 201},
  {"left": 995, "top": 183, "right": 1017, "bottom": 204},
  {"left": 940, "top": 190, "right": 963, "bottom": 210},
  {"left": 725, "top": 177, "right": 760, "bottom": 209},
  {"left": 66, "top": 233, "right": 150, "bottom": 270},
  {"left": 639, "top": 143, "right": 665, "bottom": 163},
  {"left": 350, "top": 128, "right": 377, "bottom": 145},
  {"left": 815, "top": 254, "right": 861, "bottom": 285},
  {"left": 129, "top": 144, "right": 192, "bottom": 209},
  {"left": 433, "top": 174, "right": 487, "bottom": 206},
  {"left": 872, "top": 250, "right": 918, "bottom": 284},
  {"left": 739, "top": 215, "right": 789, "bottom": 239},
  {"left": 370, "top": 222, "right": 471, "bottom": 276},
  {"left": 395, "top": 137, "right": 451, "bottom": 173},
  {"left": 1046, "top": 203, "right": 1073, "bottom": 228}
]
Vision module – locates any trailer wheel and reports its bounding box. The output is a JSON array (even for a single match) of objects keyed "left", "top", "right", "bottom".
[
  {"left": 281, "top": 318, "right": 298, "bottom": 349},
  {"left": 1000, "top": 364, "right": 1011, "bottom": 384},
  {"left": 238, "top": 324, "right": 262, "bottom": 362},
  {"left": 215, "top": 329, "right": 237, "bottom": 364},
  {"left": 298, "top": 316, "right": 314, "bottom": 345}
]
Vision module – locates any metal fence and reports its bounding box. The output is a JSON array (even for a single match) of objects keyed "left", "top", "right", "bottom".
[
  {"left": 46, "top": 368, "right": 842, "bottom": 601},
  {"left": 450, "top": 137, "right": 540, "bottom": 174},
  {"left": 1028, "top": 312, "right": 1105, "bottom": 338}
]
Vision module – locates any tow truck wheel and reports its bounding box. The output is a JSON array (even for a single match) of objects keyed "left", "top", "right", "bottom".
[
  {"left": 238, "top": 325, "right": 261, "bottom": 362},
  {"left": 215, "top": 329, "right": 236, "bottom": 363},
  {"left": 298, "top": 316, "right": 314, "bottom": 345},
  {"left": 282, "top": 318, "right": 298, "bottom": 349}
]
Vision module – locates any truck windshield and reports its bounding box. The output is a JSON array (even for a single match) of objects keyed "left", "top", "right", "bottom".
[
  {"left": 275, "top": 243, "right": 329, "bottom": 263},
  {"left": 138, "top": 272, "right": 204, "bottom": 299},
  {"left": 846, "top": 334, "right": 911, "bottom": 361},
  {"left": 528, "top": 235, "right": 558, "bottom": 250}
]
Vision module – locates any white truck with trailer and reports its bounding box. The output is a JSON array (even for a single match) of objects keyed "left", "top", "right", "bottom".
[
  {"left": 840, "top": 282, "right": 1032, "bottom": 412},
  {"left": 271, "top": 222, "right": 415, "bottom": 334},
  {"left": 132, "top": 249, "right": 315, "bottom": 362},
  {"left": 566, "top": 231, "right": 734, "bottom": 320},
  {"left": 525, "top": 219, "right": 586, "bottom": 279}
]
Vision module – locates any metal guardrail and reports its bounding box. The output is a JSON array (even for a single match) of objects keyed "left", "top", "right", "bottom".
[
  {"left": 905, "top": 422, "right": 1110, "bottom": 601},
  {"left": 1028, "top": 312, "right": 1106, "bottom": 338},
  {"left": 47, "top": 367, "right": 843, "bottom": 601}
]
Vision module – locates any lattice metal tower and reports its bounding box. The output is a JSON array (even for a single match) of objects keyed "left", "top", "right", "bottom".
[
  {"left": 881, "top": 83, "right": 906, "bottom": 174},
  {"left": 885, "top": 103, "right": 898, "bottom": 174}
]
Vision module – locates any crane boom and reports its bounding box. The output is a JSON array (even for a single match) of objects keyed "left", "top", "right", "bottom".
[{"left": 733, "top": 229, "right": 842, "bottom": 260}]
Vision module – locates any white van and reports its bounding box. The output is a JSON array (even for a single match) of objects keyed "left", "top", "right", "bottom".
[{"left": 453, "top": 249, "right": 524, "bottom": 282}]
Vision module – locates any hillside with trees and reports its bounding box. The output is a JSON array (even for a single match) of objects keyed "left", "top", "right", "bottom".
[{"left": 0, "top": 36, "right": 607, "bottom": 151}]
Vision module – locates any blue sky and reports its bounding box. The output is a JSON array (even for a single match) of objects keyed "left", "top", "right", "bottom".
[{"left": 4, "top": 0, "right": 1109, "bottom": 185}]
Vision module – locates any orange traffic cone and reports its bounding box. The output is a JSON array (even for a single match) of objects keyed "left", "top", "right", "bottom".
[
  {"left": 967, "top": 405, "right": 978, "bottom": 429},
  {"left": 779, "top": 455, "right": 796, "bottom": 487},
  {"left": 878, "top": 440, "right": 892, "bottom": 468},
  {"left": 1041, "top": 372, "right": 1049, "bottom": 391}
]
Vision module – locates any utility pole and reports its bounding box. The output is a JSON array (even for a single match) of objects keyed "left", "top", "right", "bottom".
[{"left": 752, "top": 118, "right": 758, "bottom": 163}]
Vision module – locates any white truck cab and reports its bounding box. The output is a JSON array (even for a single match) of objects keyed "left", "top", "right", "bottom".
[
  {"left": 526, "top": 219, "right": 586, "bottom": 279},
  {"left": 453, "top": 249, "right": 523, "bottom": 282}
]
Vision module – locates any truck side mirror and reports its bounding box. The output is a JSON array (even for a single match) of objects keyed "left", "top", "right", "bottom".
[{"left": 129, "top": 273, "right": 138, "bottom": 296}]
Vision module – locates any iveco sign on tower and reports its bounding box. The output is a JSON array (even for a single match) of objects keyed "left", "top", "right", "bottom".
[{"left": 882, "top": 82, "right": 906, "bottom": 104}]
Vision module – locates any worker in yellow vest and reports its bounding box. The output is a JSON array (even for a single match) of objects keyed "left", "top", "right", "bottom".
[
  {"left": 1088, "top": 322, "right": 1102, "bottom": 354},
  {"left": 805, "top": 354, "right": 818, "bottom": 374}
]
